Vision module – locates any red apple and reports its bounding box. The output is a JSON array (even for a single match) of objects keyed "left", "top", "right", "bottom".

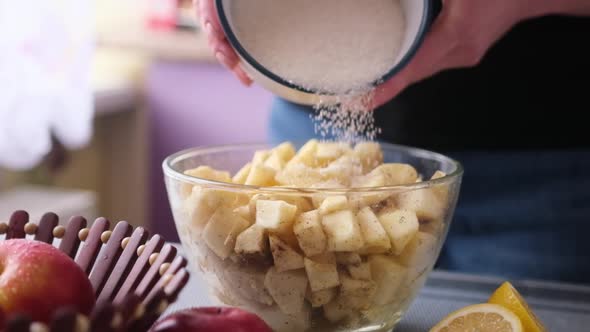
[
  {"left": 0, "top": 239, "right": 95, "bottom": 323},
  {"left": 149, "top": 307, "right": 273, "bottom": 332}
]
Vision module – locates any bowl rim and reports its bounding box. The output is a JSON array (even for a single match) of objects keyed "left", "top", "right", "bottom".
[
  {"left": 162, "top": 142, "right": 463, "bottom": 194},
  {"left": 215, "top": 0, "right": 433, "bottom": 96}
]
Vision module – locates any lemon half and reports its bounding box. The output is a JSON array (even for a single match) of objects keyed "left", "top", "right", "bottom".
[
  {"left": 430, "top": 303, "right": 523, "bottom": 332},
  {"left": 488, "top": 282, "right": 547, "bottom": 332}
]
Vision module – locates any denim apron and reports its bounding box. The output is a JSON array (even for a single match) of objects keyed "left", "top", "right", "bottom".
[{"left": 268, "top": 98, "right": 590, "bottom": 284}]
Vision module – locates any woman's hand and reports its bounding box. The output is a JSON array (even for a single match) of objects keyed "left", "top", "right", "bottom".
[
  {"left": 194, "top": 0, "right": 252, "bottom": 85},
  {"left": 372, "top": 0, "right": 565, "bottom": 108}
]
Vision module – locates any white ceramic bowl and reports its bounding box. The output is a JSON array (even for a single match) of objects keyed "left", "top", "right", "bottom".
[{"left": 216, "top": 0, "right": 433, "bottom": 105}]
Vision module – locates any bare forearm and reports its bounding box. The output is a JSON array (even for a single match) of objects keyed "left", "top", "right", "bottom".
[{"left": 535, "top": 0, "right": 590, "bottom": 16}]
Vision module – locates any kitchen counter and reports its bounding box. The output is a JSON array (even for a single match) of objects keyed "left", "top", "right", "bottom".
[{"left": 167, "top": 267, "right": 590, "bottom": 331}]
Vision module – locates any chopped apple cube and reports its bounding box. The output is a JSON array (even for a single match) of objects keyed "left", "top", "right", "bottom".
[
  {"left": 274, "top": 226, "right": 301, "bottom": 248},
  {"left": 276, "top": 163, "right": 324, "bottom": 187},
  {"left": 214, "top": 189, "right": 250, "bottom": 208},
  {"left": 223, "top": 264, "right": 274, "bottom": 306},
  {"left": 309, "top": 251, "right": 336, "bottom": 264},
  {"left": 319, "top": 195, "right": 348, "bottom": 215},
  {"left": 323, "top": 299, "right": 354, "bottom": 323},
  {"left": 368, "top": 255, "right": 407, "bottom": 305},
  {"left": 232, "top": 162, "right": 252, "bottom": 184},
  {"left": 349, "top": 173, "right": 391, "bottom": 207},
  {"left": 233, "top": 205, "right": 252, "bottom": 222},
  {"left": 322, "top": 210, "right": 365, "bottom": 252},
  {"left": 351, "top": 170, "right": 384, "bottom": 188},
  {"left": 315, "top": 142, "right": 351, "bottom": 165},
  {"left": 398, "top": 232, "right": 438, "bottom": 277},
  {"left": 264, "top": 267, "right": 308, "bottom": 315},
  {"left": 431, "top": 170, "right": 446, "bottom": 179},
  {"left": 347, "top": 262, "right": 372, "bottom": 280},
  {"left": 289, "top": 139, "right": 319, "bottom": 167},
  {"left": 353, "top": 142, "right": 383, "bottom": 173},
  {"left": 305, "top": 286, "right": 337, "bottom": 307},
  {"left": 339, "top": 274, "right": 377, "bottom": 309},
  {"left": 252, "top": 150, "right": 271, "bottom": 165},
  {"left": 319, "top": 155, "right": 359, "bottom": 186},
  {"left": 269, "top": 235, "right": 305, "bottom": 272},
  {"left": 335, "top": 252, "right": 362, "bottom": 265},
  {"left": 420, "top": 219, "right": 444, "bottom": 237},
  {"left": 185, "top": 166, "right": 231, "bottom": 182},
  {"left": 379, "top": 210, "right": 419, "bottom": 255},
  {"left": 304, "top": 257, "right": 340, "bottom": 292},
  {"left": 293, "top": 210, "right": 327, "bottom": 257},
  {"left": 370, "top": 163, "right": 418, "bottom": 186},
  {"left": 273, "top": 142, "right": 296, "bottom": 162},
  {"left": 183, "top": 187, "right": 215, "bottom": 228},
  {"left": 312, "top": 179, "right": 347, "bottom": 190},
  {"left": 249, "top": 194, "right": 312, "bottom": 220},
  {"left": 397, "top": 188, "right": 445, "bottom": 221},
  {"left": 356, "top": 207, "right": 391, "bottom": 254},
  {"left": 309, "top": 180, "right": 347, "bottom": 209},
  {"left": 252, "top": 304, "right": 311, "bottom": 332},
  {"left": 203, "top": 210, "right": 250, "bottom": 259},
  {"left": 264, "top": 152, "right": 286, "bottom": 171},
  {"left": 181, "top": 166, "right": 230, "bottom": 197},
  {"left": 311, "top": 194, "right": 327, "bottom": 209},
  {"left": 431, "top": 170, "right": 451, "bottom": 205},
  {"left": 234, "top": 224, "right": 268, "bottom": 256},
  {"left": 245, "top": 164, "right": 276, "bottom": 186},
  {"left": 375, "top": 198, "right": 399, "bottom": 215},
  {"left": 184, "top": 187, "right": 249, "bottom": 229},
  {"left": 256, "top": 200, "right": 298, "bottom": 233},
  {"left": 278, "top": 195, "right": 313, "bottom": 213},
  {"left": 248, "top": 194, "right": 264, "bottom": 220}
]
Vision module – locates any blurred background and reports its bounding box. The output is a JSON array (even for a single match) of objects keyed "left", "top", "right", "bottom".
[{"left": 0, "top": 0, "right": 270, "bottom": 240}]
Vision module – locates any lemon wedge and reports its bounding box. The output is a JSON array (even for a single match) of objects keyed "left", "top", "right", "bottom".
[
  {"left": 488, "top": 282, "right": 547, "bottom": 332},
  {"left": 430, "top": 303, "right": 523, "bottom": 332}
]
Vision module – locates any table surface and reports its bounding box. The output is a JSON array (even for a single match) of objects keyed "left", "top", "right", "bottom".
[{"left": 166, "top": 267, "right": 590, "bottom": 331}]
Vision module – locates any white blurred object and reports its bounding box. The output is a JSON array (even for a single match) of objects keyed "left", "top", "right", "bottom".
[{"left": 0, "top": 0, "right": 94, "bottom": 170}]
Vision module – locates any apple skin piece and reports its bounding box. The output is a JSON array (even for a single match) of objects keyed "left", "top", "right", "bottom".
[
  {"left": 149, "top": 307, "right": 273, "bottom": 332},
  {"left": 0, "top": 239, "right": 95, "bottom": 323}
]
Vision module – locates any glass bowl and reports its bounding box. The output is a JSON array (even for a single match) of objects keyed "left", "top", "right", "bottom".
[{"left": 163, "top": 142, "right": 463, "bottom": 332}]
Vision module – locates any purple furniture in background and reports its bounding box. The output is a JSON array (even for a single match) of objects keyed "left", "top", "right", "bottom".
[{"left": 147, "top": 61, "right": 272, "bottom": 240}]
